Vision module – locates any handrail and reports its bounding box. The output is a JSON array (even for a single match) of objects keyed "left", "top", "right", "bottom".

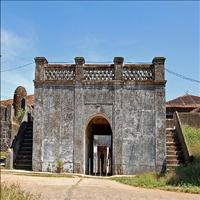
[{"left": 174, "top": 111, "right": 193, "bottom": 163}]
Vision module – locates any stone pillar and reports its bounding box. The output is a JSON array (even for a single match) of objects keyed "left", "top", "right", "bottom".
[
  {"left": 33, "top": 57, "right": 47, "bottom": 171},
  {"left": 75, "top": 57, "right": 85, "bottom": 83},
  {"left": 74, "top": 57, "right": 85, "bottom": 173},
  {"left": 114, "top": 86, "right": 123, "bottom": 175},
  {"left": 114, "top": 57, "right": 124, "bottom": 80},
  {"left": 153, "top": 57, "right": 166, "bottom": 173},
  {"left": 152, "top": 57, "right": 166, "bottom": 82},
  {"left": 113, "top": 57, "right": 124, "bottom": 174},
  {"left": 34, "top": 57, "right": 48, "bottom": 82},
  {"left": 5, "top": 148, "right": 13, "bottom": 169},
  {"left": 155, "top": 87, "right": 166, "bottom": 173}
]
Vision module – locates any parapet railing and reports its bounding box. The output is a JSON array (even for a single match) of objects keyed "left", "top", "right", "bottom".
[
  {"left": 123, "top": 65, "right": 154, "bottom": 81},
  {"left": 174, "top": 111, "right": 193, "bottom": 163},
  {"left": 44, "top": 65, "right": 75, "bottom": 81},
  {"left": 83, "top": 65, "right": 115, "bottom": 81},
  {"left": 34, "top": 56, "right": 166, "bottom": 84}
]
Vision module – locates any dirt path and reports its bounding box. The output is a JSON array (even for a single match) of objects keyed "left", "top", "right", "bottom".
[{"left": 1, "top": 173, "right": 199, "bottom": 200}]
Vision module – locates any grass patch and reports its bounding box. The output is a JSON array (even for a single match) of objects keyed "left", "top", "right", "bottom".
[
  {"left": 168, "top": 125, "right": 200, "bottom": 188},
  {"left": 0, "top": 151, "right": 6, "bottom": 159},
  {"left": 114, "top": 125, "right": 200, "bottom": 194},
  {"left": 182, "top": 124, "right": 200, "bottom": 155},
  {"left": 113, "top": 173, "right": 166, "bottom": 188},
  {"left": 113, "top": 172, "right": 200, "bottom": 194},
  {"left": 1, "top": 182, "right": 41, "bottom": 200}
]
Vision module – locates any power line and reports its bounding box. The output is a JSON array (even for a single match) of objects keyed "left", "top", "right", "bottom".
[
  {"left": 1, "top": 52, "right": 32, "bottom": 62},
  {"left": 1, "top": 62, "right": 34, "bottom": 72},
  {"left": 165, "top": 68, "right": 200, "bottom": 84}
]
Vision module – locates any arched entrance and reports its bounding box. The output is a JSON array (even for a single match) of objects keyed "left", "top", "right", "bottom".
[{"left": 85, "top": 115, "right": 112, "bottom": 175}]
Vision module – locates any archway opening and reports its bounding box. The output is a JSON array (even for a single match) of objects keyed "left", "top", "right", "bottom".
[{"left": 85, "top": 116, "right": 112, "bottom": 176}]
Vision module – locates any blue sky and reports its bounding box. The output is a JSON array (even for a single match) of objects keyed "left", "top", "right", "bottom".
[{"left": 1, "top": 1, "right": 199, "bottom": 101}]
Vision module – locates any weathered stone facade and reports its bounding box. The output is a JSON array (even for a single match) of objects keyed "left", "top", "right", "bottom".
[
  {"left": 0, "top": 105, "right": 11, "bottom": 151},
  {"left": 33, "top": 56, "right": 166, "bottom": 175}
]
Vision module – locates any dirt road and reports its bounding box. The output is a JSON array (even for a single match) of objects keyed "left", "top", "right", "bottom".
[{"left": 1, "top": 173, "right": 199, "bottom": 200}]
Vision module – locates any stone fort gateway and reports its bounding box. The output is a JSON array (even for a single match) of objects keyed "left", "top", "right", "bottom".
[{"left": 32, "top": 56, "right": 166, "bottom": 175}]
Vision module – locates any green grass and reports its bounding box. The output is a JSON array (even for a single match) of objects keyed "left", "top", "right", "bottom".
[
  {"left": 182, "top": 124, "right": 200, "bottom": 155},
  {"left": 113, "top": 173, "right": 166, "bottom": 188},
  {"left": 169, "top": 125, "right": 200, "bottom": 187},
  {"left": 1, "top": 182, "right": 41, "bottom": 200},
  {"left": 0, "top": 151, "right": 6, "bottom": 159},
  {"left": 114, "top": 125, "right": 200, "bottom": 194},
  {"left": 113, "top": 172, "right": 200, "bottom": 194}
]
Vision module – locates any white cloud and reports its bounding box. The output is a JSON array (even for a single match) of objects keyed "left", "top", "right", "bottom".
[{"left": 1, "top": 29, "right": 35, "bottom": 99}]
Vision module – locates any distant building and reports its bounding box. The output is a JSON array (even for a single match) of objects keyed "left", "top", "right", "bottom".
[{"left": 166, "top": 94, "right": 200, "bottom": 118}]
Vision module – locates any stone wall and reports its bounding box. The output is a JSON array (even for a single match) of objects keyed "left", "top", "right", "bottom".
[
  {"left": 0, "top": 105, "right": 11, "bottom": 151},
  {"left": 33, "top": 56, "right": 166, "bottom": 174},
  {"left": 33, "top": 86, "right": 74, "bottom": 172}
]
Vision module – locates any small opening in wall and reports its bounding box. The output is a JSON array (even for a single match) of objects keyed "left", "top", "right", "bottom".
[
  {"left": 5, "top": 107, "right": 7, "bottom": 121},
  {"left": 21, "top": 98, "right": 25, "bottom": 109}
]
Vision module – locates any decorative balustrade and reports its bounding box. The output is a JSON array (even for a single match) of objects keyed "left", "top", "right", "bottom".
[
  {"left": 83, "top": 67, "right": 115, "bottom": 81},
  {"left": 35, "top": 56, "right": 165, "bottom": 84},
  {"left": 123, "top": 66, "right": 154, "bottom": 81},
  {"left": 44, "top": 66, "right": 75, "bottom": 81},
  {"left": 44, "top": 66, "right": 154, "bottom": 81}
]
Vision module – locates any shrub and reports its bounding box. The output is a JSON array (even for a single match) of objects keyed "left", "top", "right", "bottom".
[
  {"left": 182, "top": 125, "right": 200, "bottom": 155},
  {"left": 0, "top": 151, "right": 6, "bottom": 159},
  {"left": 1, "top": 182, "right": 40, "bottom": 200},
  {"left": 56, "top": 160, "right": 63, "bottom": 168},
  {"left": 167, "top": 125, "right": 200, "bottom": 187}
]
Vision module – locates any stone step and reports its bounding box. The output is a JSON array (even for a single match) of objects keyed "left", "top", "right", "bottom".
[
  {"left": 167, "top": 150, "right": 183, "bottom": 156},
  {"left": 167, "top": 159, "right": 182, "bottom": 165},
  {"left": 167, "top": 163, "right": 180, "bottom": 169},
  {"left": 14, "top": 164, "right": 32, "bottom": 170},
  {"left": 24, "top": 135, "right": 32, "bottom": 139},
  {"left": 20, "top": 146, "right": 32, "bottom": 150},
  {"left": 27, "top": 126, "right": 33, "bottom": 129},
  {"left": 23, "top": 138, "right": 33, "bottom": 142},
  {"left": 166, "top": 119, "right": 175, "bottom": 128},
  {"left": 16, "top": 159, "right": 32, "bottom": 164},
  {"left": 21, "top": 142, "right": 32, "bottom": 146},
  {"left": 24, "top": 132, "right": 33, "bottom": 135},
  {"left": 167, "top": 146, "right": 182, "bottom": 151},
  {"left": 166, "top": 141, "right": 181, "bottom": 146},
  {"left": 166, "top": 128, "right": 176, "bottom": 131},
  {"left": 166, "top": 138, "right": 179, "bottom": 143},
  {"left": 166, "top": 133, "right": 177, "bottom": 137},
  {"left": 26, "top": 130, "right": 33, "bottom": 132},
  {"left": 167, "top": 155, "right": 183, "bottom": 160},
  {"left": 18, "top": 150, "right": 32, "bottom": 155},
  {"left": 17, "top": 155, "right": 32, "bottom": 159},
  {"left": 166, "top": 135, "right": 178, "bottom": 139},
  {"left": 14, "top": 122, "right": 33, "bottom": 171}
]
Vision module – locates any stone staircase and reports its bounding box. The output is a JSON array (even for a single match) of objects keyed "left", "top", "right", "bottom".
[
  {"left": 14, "top": 121, "right": 33, "bottom": 170},
  {"left": 166, "top": 119, "right": 185, "bottom": 169}
]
